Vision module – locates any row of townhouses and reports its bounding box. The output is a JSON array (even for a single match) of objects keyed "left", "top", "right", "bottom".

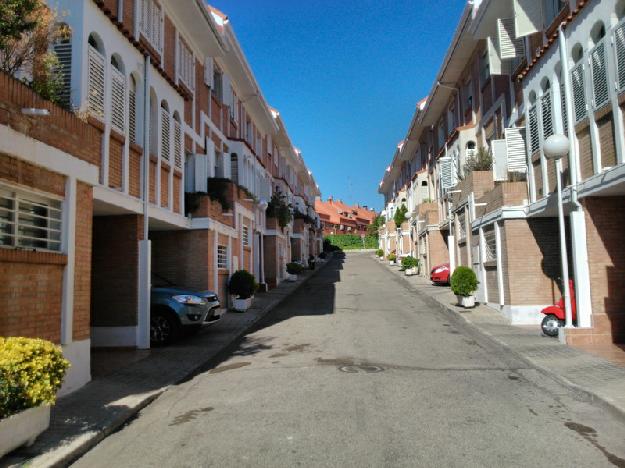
[
  {"left": 378, "top": 0, "right": 624, "bottom": 348},
  {"left": 0, "top": 0, "right": 322, "bottom": 395}
]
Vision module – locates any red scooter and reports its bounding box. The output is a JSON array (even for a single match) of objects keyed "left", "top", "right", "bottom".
[{"left": 540, "top": 280, "right": 576, "bottom": 337}]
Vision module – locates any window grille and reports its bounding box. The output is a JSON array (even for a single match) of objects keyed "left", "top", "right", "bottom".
[
  {"left": 242, "top": 225, "right": 249, "bottom": 246},
  {"left": 140, "top": 0, "right": 162, "bottom": 53},
  {"left": 559, "top": 82, "right": 568, "bottom": 135},
  {"left": 173, "top": 119, "right": 182, "bottom": 168},
  {"left": 129, "top": 88, "right": 137, "bottom": 144},
  {"left": 589, "top": 40, "right": 609, "bottom": 109},
  {"left": 483, "top": 228, "right": 496, "bottom": 262},
  {"left": 87, "top": 45, "right": 105, "bottom": 118},
  {"left": 160, "top": 107, "right": 170, "bottom": 160},
  {"left": 540, "top": 90, "right": 553, "bottom": 140},
  {"left": 53, "top": 37, "right": 72, "bottom": 108},
  {"left": 0, "top": 185, "right": 62, "bottom": 252},
  {"left": 110, "top": 66, "right": 125, "bottom": 133},
  {"left": 528, "top": 105, "right": 539, "bottom": 154},
  {"left": 217, "top": 245, "right": 228, "bottom": 269},
  {"left": 571, "top": 62, "right": 587, "bottom": 122},
  {"left": 614, "top": 21, "right": 625, "bottom": 92},
  {"left": 177, "top": 38, "right": 194, "bottom": 89}
]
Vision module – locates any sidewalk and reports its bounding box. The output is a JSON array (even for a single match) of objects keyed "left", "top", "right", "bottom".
[
  {"left": 2, "top": 259, "right": 333, "bottom": 468},
  {"left": 377, "top": 256, "right": 625, "bottom": 420}
]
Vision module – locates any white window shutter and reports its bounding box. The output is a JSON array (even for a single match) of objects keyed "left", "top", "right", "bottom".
[
  {"left": 87, "top": 45, "right": 105, "bottom": 118},
  {"left": 206, "top": 138, "right": 216, "bottom": 178},
  {"left": 487, "top": 36, "right": 502, "bottom": 75},
  {"left": 204, "top": 56, "right": 214, "bottom": 88},
  {"left": 439, "top": 156, "right": 455, "bottom": 190},
  {"left": 491, "top": 139, "right": 508, "bottom": 182},
  {"left": 222, "top": 73, "right": 232, "bottom": 107},
  {"left": 110, "top": 67, "right": 126, "bottom": 133},
  {"left": 498, "top": 18, "right": 524, "bottom": 60},
  {"left": 514, "top": 0, "right": 544, "bottom": 37},
  {"left": 504, "top": 127, "right": 527, "bottom": 173}
]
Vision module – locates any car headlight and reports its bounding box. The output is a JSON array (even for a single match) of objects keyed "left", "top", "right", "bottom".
[{"left": 173, "top": 295, "right": 205, "bottom": 305}]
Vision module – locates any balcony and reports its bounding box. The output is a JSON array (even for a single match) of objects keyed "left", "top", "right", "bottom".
[
  {"left": 475, "top": 181, "right": 528, "bottom": 216},
  {"left": 450, "top": 170, "right": 494, "bottom": 207}
]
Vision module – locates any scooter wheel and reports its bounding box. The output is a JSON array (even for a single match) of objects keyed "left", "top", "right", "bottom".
[{"left": 541, "top": 314, "right": 563, "bottom": 337}]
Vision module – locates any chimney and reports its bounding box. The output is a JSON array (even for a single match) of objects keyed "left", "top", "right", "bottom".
[{"left": 328, "top": 195, "right": 333, "bottom": 203}]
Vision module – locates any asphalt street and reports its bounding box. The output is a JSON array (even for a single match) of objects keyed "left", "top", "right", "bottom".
[{"left": 73, "top": 252, "right": 625, "bottom": 468}]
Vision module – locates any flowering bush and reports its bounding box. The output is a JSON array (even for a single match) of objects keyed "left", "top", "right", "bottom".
[{"left": 0, "top": 337, "right": 70, "bottom": 419}]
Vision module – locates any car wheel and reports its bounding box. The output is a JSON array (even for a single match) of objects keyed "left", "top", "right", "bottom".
[
  {"left": 541, "top": 314, "right": 562, "bottom": 337},
  {"left": 150, "top": 310, "right": 180, "bottom": 346}
]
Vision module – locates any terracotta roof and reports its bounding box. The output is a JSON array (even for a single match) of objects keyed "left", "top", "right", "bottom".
[{"left": 314, "top": 199, "right": 377, "bottom": 226}]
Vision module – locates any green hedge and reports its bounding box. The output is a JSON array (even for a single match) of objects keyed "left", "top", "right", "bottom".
[{"left": 324, "top": 234, "right": 377, "bottom": 250}]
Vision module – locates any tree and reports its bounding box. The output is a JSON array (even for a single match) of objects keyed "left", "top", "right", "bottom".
[
  {"left": 366, "top": 215, "right": 384, "bottom": 237},
  {"left": 0, "top": 0, "right": 64, "bottom": 103},
  {"left": 393, "top": 204, "right": 408, "bottom": 227}
]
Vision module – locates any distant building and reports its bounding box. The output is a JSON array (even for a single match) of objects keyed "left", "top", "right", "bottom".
[{"left": 315, "top": 197, "right": 377, "bottom": 236}]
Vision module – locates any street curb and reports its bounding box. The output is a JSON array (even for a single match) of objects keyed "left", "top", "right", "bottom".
[
  {"left": 41, "top": 256, "right": 337, "bottom": 468},
  {"left": 374, "top": 256, "right": 625, "bottom": 424}
]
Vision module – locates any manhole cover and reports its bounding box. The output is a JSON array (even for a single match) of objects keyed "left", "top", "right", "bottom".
[{"left": 338, "top": 365, "right": 384, "bottom": 374}]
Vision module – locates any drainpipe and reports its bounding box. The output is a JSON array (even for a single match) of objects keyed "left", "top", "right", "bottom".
[
  {"left": 137, "top": 55, "right": 151, "bottom": 349},
  {"left": 558, "top": 24, "right": 592, "bottom": 328}
]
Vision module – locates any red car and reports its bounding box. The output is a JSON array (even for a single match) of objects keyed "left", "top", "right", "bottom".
[{"left": 430, "top": 263, "right": 450, "bottom": 284}]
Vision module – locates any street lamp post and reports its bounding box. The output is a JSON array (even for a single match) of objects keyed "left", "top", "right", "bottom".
[{"left": 543, "top": 134, "right": 573, "bottom": 329}]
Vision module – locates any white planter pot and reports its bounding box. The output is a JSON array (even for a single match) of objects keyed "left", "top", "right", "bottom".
[
  {"left": 233, "top": 296, "right": 253, "bottom": 312},
  {"left": 0, "top": 405, "right": 50, "bottom": 457},
  {"left": 378, "top": 256, "right": 384, "bottom": 261},
  {"left": 456, "top": 295, "right": 476, "bottom": 308},
  {"left": 405, "top": 267, "right": 417, "bottom": 276},
  {"left": 285, "top": 273, "right": 298, "bottom": 282},
  {"left": 389, "top": 261, "right": 396, "bottom": 265}
]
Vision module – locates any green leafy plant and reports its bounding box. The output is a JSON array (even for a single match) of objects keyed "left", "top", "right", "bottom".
[
  {"left": 393, "top": 204, "right": 408, "bottom": 227},
  {"left": 450, "top": 266, "right": 479, "bottom": 297},
  {"left": 388, "top": 253, "right": 397, "bottom": 262},
  {"left": 366, "top": 215, "right": 384, "bottom": 237},
  {"left": 228, "top": 270, "right": 255, "bottom": 299},
  {"left": 286, "top": 262, "right": 304, "bottom": 275},
  {"left": 464, "top": 146, "right": 492, "bottom": 173},
  {"left": 206, "top": 178, "right": 232, "bottom": 211},
  {"left": 267, "top": 191, "right": 292, "bottom": 228},
  {"left": 0, "top": 337, "right": 70, "bottom": 419},
  {"left": 375, "top": 249, "right": 383, "bottom": 257},
  {"left": 400, "top": 256, "right": 419, "bottom": 270}
]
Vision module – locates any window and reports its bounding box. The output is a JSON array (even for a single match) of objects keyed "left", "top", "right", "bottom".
[
  {"left": 217, "top": 245, "right": 228, "bottom": 269},
  {"left": 177, "top": 37, "right": 194, "bottom": 90},
  {"left": 53, "top": 23, "right": 72, "bottom": 109},
  {"left": 0, "top": 184, "right": 62, "bottom": 252},
  {"left": 139, "top": 0, "right": 163, "bottom": 52},
  {"left": 542, "top": 0, "right": 566, "bottom": 27},
  {"left": 110, "top": 56, "right": 125, "bottom": 133},
  {"left": 483, "top": 228, "right": 496, "bottom": 262},
  {"left": 87, "top": 35, "right": 105, "bottom": 119},
  {"left": 129, "top": 76, "right": 137, "bottom": 144},
  {"left": 242, "top": 225, "right": 249, "bottom": 246},
  {"left": 212, "top": 68, "right": 222, "bottom": 100},
  {"left": 479, "top": 49, "right": 490, "bottom": 85},
  {"left": 160, "top": 102, "right": 170, "bottom": 160},
  {"left": 173, "top": 112, "right": 182, "bottom": 169}
]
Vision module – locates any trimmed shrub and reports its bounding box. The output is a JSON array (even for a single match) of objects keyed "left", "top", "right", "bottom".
[
  {"left": 388, "top": 253, "right": 397, "bottom": 262},
  {"left": 400, "top": 256, "right": 419, "bottom": 270},
  {"left": 375, "top": 249, "right": 383, "bottom": 257},
  {"left": 286, "top": 262, "right": 304, "bottom": 275},
  {"left": 450, "top": 266, "right": 478, "bottom": 297},
  {"left": 228, "top": 270, "right": 256, "bottom": 299},
  {"left": 324, "top": 235, "right": 376, "bottom": 250},
  {"left": 0, "top": 337, "right": 70, "bottom": 419}
]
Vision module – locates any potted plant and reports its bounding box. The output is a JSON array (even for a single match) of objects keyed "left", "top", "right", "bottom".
[
  {"left": 0, "top": 337, "right": 70, "bottom": 457},
  {"left": 388, "top": 253, "right": 397, "bottom": 265},
  {"left": 375, "top": 249, "right": 384, "bottom": 260},
  {"left": 286, "top": 262, "right": 304, "bottom": 281},
  {"left": 450, "top": 266, "right": 479, "bottom": 308},
  {"left": 401, "top": 256, "right": 419, "bottom": 276},
  {"left": 229, "top": 270, "right": 256, "bottom": 312}
]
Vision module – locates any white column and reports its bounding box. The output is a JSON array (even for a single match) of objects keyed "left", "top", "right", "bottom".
[
  {"left": 136, "top": 239, "right": 151, "bottom": 349},
  {"left": 570, "top": 210, "right": 592, "bottom": 327},
  {"left": 60, "top": 176, "right": 77, "bottom": 345},
  {"left": 213, "top": 230, "right": 219, "bottom": 293},
  {"left": 495, "top": 221, "right": 504, "bottom": 307}
]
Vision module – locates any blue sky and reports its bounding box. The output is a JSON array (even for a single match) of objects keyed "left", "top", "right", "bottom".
[{"left": 210, "top": 0, "right": 467, "bottom": 211}]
